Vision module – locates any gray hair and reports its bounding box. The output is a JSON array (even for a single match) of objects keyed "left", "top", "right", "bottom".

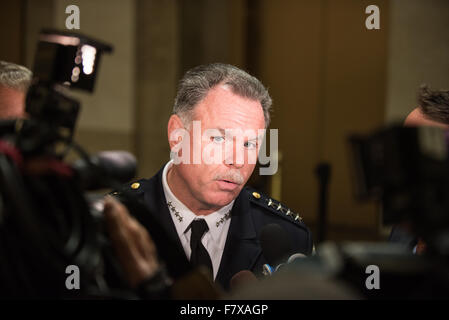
[
  {"left": 0, "top": 61, "right": 32, "bottom": 92},
  {"left": 173, "top": 63, "right": 272, "bottom": 128}
]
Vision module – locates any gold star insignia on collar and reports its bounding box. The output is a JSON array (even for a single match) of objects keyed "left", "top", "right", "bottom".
[
  {"left": 167, "top": 201, "right": 183, "bottom": 223},
  {"left": 168, "top": 201, "right": 231, "bottom": 227}
]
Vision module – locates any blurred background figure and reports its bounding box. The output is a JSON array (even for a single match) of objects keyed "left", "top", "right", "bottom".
[
  {"left": 0, "top": 61, "right": 31, "bottom": 119},
  {"left": 404, "top": 85, "right": 449, "bottom": 129},
  {"left": 389, "top": 85, "right": 449, "bottom": 254}
]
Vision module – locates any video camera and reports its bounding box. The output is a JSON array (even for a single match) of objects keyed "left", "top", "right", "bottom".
[
  {"left": 241, "top": 125, "right": 449, "bottom": 299},
  {"left": 0, "top": 30, "right": 143, "bottom": 299},
  {"left": 349, "top": 125, "right": 449, "bottom": 254}
]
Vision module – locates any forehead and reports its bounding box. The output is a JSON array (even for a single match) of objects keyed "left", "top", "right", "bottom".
[
  {"left": 404, "top": 107, "right": 449, "bottom": 129},
  {"left": 192, "top": 85, "right": 265, "bottom": 130}
]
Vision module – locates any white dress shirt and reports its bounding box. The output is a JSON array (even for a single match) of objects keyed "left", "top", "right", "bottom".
[{"left": 162, "top": 160, "right": 233, "bottom": 279}]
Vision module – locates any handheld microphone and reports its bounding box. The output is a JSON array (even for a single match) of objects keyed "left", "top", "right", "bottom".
[
  {"left": 264, "top": 253, "right": 308, "bottom": 274},
  {"left": 287, "top": 253, "right": 307, "bottom": 263}
]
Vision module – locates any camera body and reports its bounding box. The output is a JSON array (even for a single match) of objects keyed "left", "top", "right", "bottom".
[
  {"left": 0, "top": 30, "right": 132, "bottom": 298},
  {"left": 349, "top": 125, "right": 449, "bottom": 253}
]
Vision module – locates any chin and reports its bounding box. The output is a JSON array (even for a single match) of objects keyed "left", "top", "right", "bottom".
[{"left": 205, "top": 190, "right": 238, "bottom": 207}]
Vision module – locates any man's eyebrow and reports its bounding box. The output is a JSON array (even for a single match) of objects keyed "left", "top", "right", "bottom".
[{"left": 213, "top": 128, "right": 263, "bottom": 140}]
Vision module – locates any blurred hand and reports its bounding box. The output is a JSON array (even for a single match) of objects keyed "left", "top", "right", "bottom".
[
  {"left": 416, "top": 238, "right": 427, "bottom": 255},
  {"left": 103, "top": 196, "right": 160, "bottom": 288}
]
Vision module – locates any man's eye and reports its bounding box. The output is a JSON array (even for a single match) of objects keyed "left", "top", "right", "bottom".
[
  {"left": 244, "top": 141, "right": 257, "bottom": 149},
  {"left": 212, "top": 136, "right": 225, "bottom": 143}
]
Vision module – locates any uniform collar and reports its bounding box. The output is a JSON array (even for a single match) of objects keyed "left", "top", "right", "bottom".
[{"left": 161, "top": 160, "right": 234, "bottom": 244}]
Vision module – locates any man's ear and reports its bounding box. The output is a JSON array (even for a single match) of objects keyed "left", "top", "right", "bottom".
[{"left": 167, "top": 114, "right": 186, "bottom": 150}]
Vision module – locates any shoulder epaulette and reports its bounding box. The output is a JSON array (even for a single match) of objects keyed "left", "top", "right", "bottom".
[
  {"left": 246, "top": 187, "right": 306, "bottom": 227},
  {"left": 110, "top": 179, "right": 147, "bottom": 197}
]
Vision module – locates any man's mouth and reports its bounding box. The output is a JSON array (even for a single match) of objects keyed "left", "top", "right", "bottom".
[
  {"left": 222, "top": 179, "right": 238, "bottom": 184},
  {"left": 216, "top": 179, "right": 240, "bottom": 191}
]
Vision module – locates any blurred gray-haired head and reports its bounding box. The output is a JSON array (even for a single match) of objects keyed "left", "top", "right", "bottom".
[
  {"left": 0, "top": 61, "right": 33, "bottom": 92},
  {"left": 173, "top": 63, "right": 272, "bottom": 128}
]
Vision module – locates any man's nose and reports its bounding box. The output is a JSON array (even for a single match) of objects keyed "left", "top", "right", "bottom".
[
  {"left": 225, "top": 158, "right": 244, "bottom": 169},
  {"left": 224, "top": 142, "right": 244, "bottom": 169}
]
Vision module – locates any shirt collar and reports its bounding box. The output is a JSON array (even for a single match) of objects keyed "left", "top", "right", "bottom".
[{"left": 162, "top": 160, "right": 234, "bottom": 243}]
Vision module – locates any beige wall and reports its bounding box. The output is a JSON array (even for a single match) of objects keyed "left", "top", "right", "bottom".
[
  {"left": 134, "top": 0, "right": 179, "bottom": 177},
  {"left": 0, "top": 1, "right": 26, "bottom": 64},
  {"left": 254, "top": 0, "right": 388, "bottom": 240},
  {"left": 385, "top": 0, "right": 449, "bottom": 123},
  {"left": 24, "top": 0, "right": 55, "bottom": 68}
]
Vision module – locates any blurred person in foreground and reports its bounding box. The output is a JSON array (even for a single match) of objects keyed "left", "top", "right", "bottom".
[
  {"left": 0, "top": 60, "right": 32, "bottom": 118},
  {"left": 0, "top": 61, "right": 175, "bottom": 298}
]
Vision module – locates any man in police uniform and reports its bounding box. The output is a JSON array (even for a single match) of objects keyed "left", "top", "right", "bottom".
[{"left": 117, "top": 63, "right": 313, "bottom": 291}]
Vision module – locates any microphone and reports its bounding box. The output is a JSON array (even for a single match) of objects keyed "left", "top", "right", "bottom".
[
  {"left": 264, "top": 253, "right": 308, "bottom": 275},
  {"left": 230, "top": 270, "right": 257, "bottom": 291},
  {"left": 259, "top": 224, "right": 293, "bottom": 274},
  {"left": 266, "top": 253, "right": 308, "bottom": 272},
  {"left": 287, "top": 253, "right": 307, "bottom": 263},
  {"left": 74, "top": 150, "right": 137, "bottom": 190}
]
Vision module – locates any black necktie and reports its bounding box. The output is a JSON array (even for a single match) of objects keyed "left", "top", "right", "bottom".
[{"left": 189, "top": 219, "right": 213, "bottom": 273}]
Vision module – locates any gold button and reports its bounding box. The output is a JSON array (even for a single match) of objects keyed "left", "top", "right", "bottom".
[
  {"left": 131, "top": 182, "right": 140, "bottom": 189},
  {"left": 252, "top": 192, "right": 261, "bottom": 199}
]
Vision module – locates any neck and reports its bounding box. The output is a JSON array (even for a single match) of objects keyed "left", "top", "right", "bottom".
[{"left": 167, "top": 165, "right": 219, "bottom": 216}]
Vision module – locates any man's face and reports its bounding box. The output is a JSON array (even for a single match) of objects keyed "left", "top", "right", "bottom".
[
  {"left": 173, "top": 85, "right": 266, "bottom": 209},
  {"left": 0, "top": 85, "right": 26, "bottom": 119}
]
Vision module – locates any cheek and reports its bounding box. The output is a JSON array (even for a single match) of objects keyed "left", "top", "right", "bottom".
[
  {"left": 242, "top": 163, "right": 256, "bottom": 179},
  {"left": 182, "top": 164, "right": 215, "bottom": 187},
  {"left": 247, "top": 148, "right": 259, "bottom": 165}
]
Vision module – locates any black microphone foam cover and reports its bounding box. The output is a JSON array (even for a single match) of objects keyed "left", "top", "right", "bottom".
[
  {"left": 74, "top": 150, "right": 137, "bottom": 190},
  {"left": 259, "top": 223, "right": 292, "bottom": 267}
]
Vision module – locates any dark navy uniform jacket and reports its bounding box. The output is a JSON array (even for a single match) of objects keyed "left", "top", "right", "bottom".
[{"left": 115, "top": 167, "right": 314, "bottom": 291}]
